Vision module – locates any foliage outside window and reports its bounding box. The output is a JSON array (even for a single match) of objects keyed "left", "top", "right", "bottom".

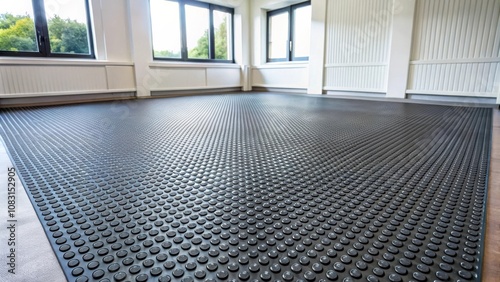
[
  {"left": 267, "top": 1, "right": 311, "bottom": 62},
  {"left": 0, "top": 0, "right": 94, "bottom": 58},
  {"left": 150, "top": 0, "right": 234, "bottom": 62}
]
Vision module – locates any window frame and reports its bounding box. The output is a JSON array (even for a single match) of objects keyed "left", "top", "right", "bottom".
[
  {"left": 266, "top": 1, "right": 310, "bottom": 63},
  {"left": 0, "top": 0, "right": 95, "bottom": 59},
  {"left": 150, "top": 0, "right": 235, "bottom": 63}
]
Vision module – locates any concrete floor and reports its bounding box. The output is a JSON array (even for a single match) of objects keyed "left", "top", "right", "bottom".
[
  {"left": 0, "top": 137, "right": 65, "bottom": 282},
  {"left": 0, "top": 97, "right": 498, "bottom": 282}
]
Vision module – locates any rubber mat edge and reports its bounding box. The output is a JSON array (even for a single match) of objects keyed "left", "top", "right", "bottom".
[
  {"left": 476, "top": 108, "right": 494, "bottom": 282},
  {"left": 0, "top": 133, "right": 71, "bottom": 281}
]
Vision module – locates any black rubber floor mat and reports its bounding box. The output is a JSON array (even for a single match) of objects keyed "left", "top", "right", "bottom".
[{"left": 0, "top": 94, "right": 492, "bottom": 282}]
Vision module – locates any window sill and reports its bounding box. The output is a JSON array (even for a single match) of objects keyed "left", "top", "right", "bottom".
[
  {"left": 149, "top": 61, "right": 241, "bottom": 69},
  {"left": 253, "top": 62, "right": 309, "bottom": 69},
  {"left": 0, "top": 57, "right": 134, "bottom": 66}
]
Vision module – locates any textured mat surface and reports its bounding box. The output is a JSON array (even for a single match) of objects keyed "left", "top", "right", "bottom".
[{"left": 0, "top": 94, "right": 492, "bottom": 282}]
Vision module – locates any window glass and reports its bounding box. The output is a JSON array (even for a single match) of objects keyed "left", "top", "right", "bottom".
[
  {"left": 185, "top": 4, "right": 209, "bottom": 59},
  {"left": 267, "top": 2, "right": 310, "bottom": 62},
  {"left": 150, "top": 0, "right": 181, "bottom": 58},
  {"left": 44, "top": 0, "right": 91, "bottom": 54},
  {"left": 0, "top": 0, "right": 94, "bottom": 57},
  {"left": 268, "top": 11, "right": 289, "bottom": 60},
  {"left": 0, "top": 0, "right": 38, "bottom": 52},
  {"left": 213, "top": 10, "right": 232, "bottom": 60},
  {"left": 293, "top": 5, "right": 311, "bottom": 58},
  {"left": 150, "top": 0, "right": 234, "bottom": 62}
]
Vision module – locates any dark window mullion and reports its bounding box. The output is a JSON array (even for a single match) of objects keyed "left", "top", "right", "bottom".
[
  {"left": 83, "top": 0, "right": 95, "bottom": 58},
  {"left": 287, "top": 6, "right": 292, "bottom": 61},
  {"left": 32, "top": 0, "right": 49, "bottom": 56},
  {"left": 209, "top": 5, "right": 215, "bottom": 60},
  {"left": 230, "top": 12, "right": 235, "bottom": 62},
  {"left": 179, "top": 2, "right": 188, "bottom": 60},
  {"left": 266, "top": 12, "right": 270, "bottom": 62}
]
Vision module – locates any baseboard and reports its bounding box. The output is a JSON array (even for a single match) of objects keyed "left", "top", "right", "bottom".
[
  {"left": 407, "top": 93, "right": 498, "bottom": 106},
  {"left": 324, "top": 91, "right": 497, "bottom": 107},
  {"left": 151, "top": 87, "right": 243, "bottom": 97},
  {"left": 0, "top": 92, "right": 136, "bottom": 108},
  {"left": 325, "top": 90, "right": 387, "bottom": 98},
  {"left": 251, "top": 87, "right": 307, "bottom": 94}
]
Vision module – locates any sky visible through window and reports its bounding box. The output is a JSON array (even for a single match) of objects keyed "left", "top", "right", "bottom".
[
  {"left": 150, "top": 0, "right": 182, "bottom": 56},
  {"left": 1, "top": 0, "right": 87, "bottom": 23},
  {"left": 269, "top": 12, "right": 289, "bottom": 59},
  {"left": 293, "top": 5, "right": 311, "bottom": 58},
  {"left": 150, "top": 0, "right": 209, "bottom": 55},
  {"left": 185, "top": 4, "right": 209, "bottom": 58},
  {"left": 1, "top": 0, "right": 34, "bottom": 19}
]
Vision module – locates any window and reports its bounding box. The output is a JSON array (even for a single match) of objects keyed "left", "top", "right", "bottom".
[
  {"left": 150, "top": 0, "right": 234, "bottom": 62},
  {"left": 267, "top": 1, "right": 311, "bottom": 62},
  {"left": 0, "top": 0, "right": 94, "bottom": 58}
]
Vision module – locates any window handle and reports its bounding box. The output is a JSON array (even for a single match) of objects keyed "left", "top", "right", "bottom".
[
  {"left": 37, "top": 31, "right": 44, "bottom": 46},
  {"left": 289, "top": 41, "right": 293, "bottom": 52}
]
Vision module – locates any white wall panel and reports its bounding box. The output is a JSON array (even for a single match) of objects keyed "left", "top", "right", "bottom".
[
  {"left": 0, "top": 63, "right": 136, "bottom": 97},
  {"left": 207, "top": 68, "right": 241, "bottom": 88},
  {"left": 412, "top": 0, "right": 500, "bottom": 61},
  {"left": 409, "top": 0, "right": 500, "bottom": 96},
  {"left": 324, "top": 0, "right": 393, "bottom": 92},
  {"left": 0, "top": 66, "right": 107, "bottom": 95},
  {"left": 106, "top": 66, "right": 136, "bottom": 90},
  {"left": 148, "top": 65, "right": 242, "bottom": 91},
  {"left": 252, "top": 66, "right": 309, "bottom": 89},
  {"left": 324, "top": 65, "right": 387, "bottom": 92},
  {"left": 408, "top": 62, "right": 499, "bottom": 96},
  {"left": 148, "top": 68, "right": 206, "bottom": 90}
]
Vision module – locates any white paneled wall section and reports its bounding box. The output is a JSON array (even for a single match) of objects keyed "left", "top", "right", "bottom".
[
  {"left": 251, "top": 65, "right": 309, "bottom": 90},
  {"left": 148, "top": 64, "right": 242, "bottom": 93},
  {"left": 324, "top": 0, "right": 393, "bottom": 93},
  {"left": 408, "top": 0, "right": 500, "bottom": 98},
  {"left": 0, "top": 62, "right": 135, "bottom": 97}
]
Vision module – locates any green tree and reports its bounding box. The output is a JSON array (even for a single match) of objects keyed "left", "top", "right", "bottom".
[
  {"left": 0, "top": 13, "right": 37, "bottom": 52},
  {"left": 188, "top": 30, "right": 209, "bottom": 59},
  {"left": 188, "top": 17, "right": 229, "bottom": 60},
  {"left": 154, "top": 49, "right": 181, "bottom": 58},
  {"left": 214, "top": 17, "right": 228, "bottom": 60},
  {"left": 0, "top": 13, "right": 89, "bottom": 54},
  {"left": 0, "top": 13, "right": 27, "bottom": 29},
  {"left": 48, "top": 15, "right": 89, "bottom": 54}
]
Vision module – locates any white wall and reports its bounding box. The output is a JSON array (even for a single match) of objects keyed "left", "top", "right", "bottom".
[
  {"left": 250, "top": 0, "right": 499, "bottom": 103},
  {"left": 407, "top": 0, "right": 500, "bottom": 99},
  {"left": 324, "top": 0, "right": 393, "bottom": 93},
  {"left": 321, "top": 0, "right": 499, "bottom": 102},
  {"left": 97, "top": 0, "right": 132, "bottom": 61}
]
